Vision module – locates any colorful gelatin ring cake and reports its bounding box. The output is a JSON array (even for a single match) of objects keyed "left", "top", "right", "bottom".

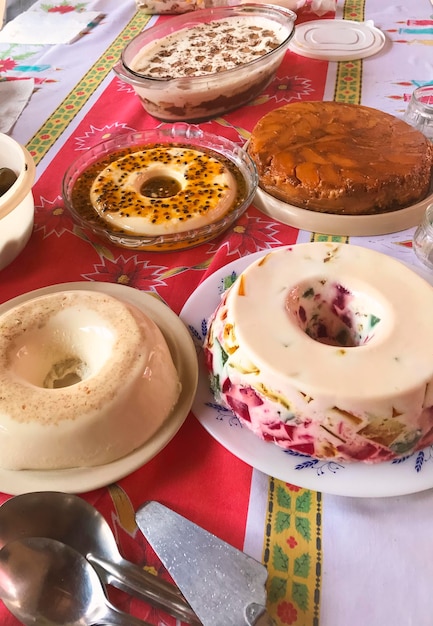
[
  {"left": 204, "top": 243, "right": 433, "bottom": 463},
  {"left": 90, "top": 146, "right": 237, "bottom": 235},
  {"left": 0, "top": 290, "right": 181, "bottom": 470}
]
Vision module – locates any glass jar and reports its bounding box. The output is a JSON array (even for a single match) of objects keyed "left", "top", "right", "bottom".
[
  {"left": 404, "top": 85, "right": 433, "bottom": 140},
  {"left": 413, "top": 203, "right": 433, "bottom": 269}
]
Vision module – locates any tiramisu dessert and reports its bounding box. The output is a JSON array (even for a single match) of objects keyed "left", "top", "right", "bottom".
[
  {"left": 0, "top": 290, "right": 182, "bottom": 470},
  {"left": 204, "top": 243, "right": 433, "bottom": 463},
  {"left": 132, "top": 18, "right": 285, "bottom": 77},
  {"left": 115, "top": 6, "right": 295, "bottom": 121},
  {"left": 248, "top": 101, "right": 433, "bottom": 215}
]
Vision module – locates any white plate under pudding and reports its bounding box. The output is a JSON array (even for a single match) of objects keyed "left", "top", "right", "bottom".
[{"left": 0, "top": 282, "right": 198, "bottom": 495}]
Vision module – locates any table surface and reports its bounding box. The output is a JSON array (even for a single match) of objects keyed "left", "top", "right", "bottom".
[{"left": 1, "top": 1, "right": 433, "bottom": 625}]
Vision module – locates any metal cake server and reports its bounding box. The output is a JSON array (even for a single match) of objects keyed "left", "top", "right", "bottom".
[{"left": 136, "top": 501, "right": 274, "bottom": 626}]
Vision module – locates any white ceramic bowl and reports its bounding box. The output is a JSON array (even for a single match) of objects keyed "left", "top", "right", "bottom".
[{"left": 0, "top": 133, "right": 36, "bottom": 271}]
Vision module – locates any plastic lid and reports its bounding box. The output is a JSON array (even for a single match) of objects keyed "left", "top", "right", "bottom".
[{"left": 288, "top": 19, "right": 386, "bottom": 61}]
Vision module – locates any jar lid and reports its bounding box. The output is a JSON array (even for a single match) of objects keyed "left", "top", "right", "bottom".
[{"left": 288, "top": 19, "right": 386, "bottom": 61}]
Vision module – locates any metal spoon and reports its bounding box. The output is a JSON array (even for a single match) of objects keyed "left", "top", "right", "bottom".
[
  {"left": 0, "top": 536, "right": 153, "bottom": 626},
  {"left": 0, "top": 491, "right": 200, "bottom": 625}
]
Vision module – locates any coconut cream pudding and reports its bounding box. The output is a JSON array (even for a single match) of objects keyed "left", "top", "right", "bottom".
[
  {"left": 70, "top": 142, "right": 247, "bottom": 248},
  {"left": 126, "top": 15, "right": 291, "bottom": 121},
  {"left": 204, "top": 243, "right": 433, "bottom": 463},
  {"left": 0, "top": 290, "right": 181, "bottom": 470}
]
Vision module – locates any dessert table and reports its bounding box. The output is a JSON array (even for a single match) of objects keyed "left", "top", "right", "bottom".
[{"left": 1, "top": 0, "right": 433, "bottom": 625}]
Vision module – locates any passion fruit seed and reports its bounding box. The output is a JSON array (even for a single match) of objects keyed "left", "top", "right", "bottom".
[
  {"left": 140, "top": 175, "right": 182, "bottom": 199},
  {"left": 0, "top": 168, "right": 18, "bottom": 197}
]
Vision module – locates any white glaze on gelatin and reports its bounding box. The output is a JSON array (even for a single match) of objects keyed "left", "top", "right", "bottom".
[
  {"left": 0, "top": 290, "right": 181, "bottom": 470},
  {"left": 205, "top": 243, "right": 433, "bottom": 463}
]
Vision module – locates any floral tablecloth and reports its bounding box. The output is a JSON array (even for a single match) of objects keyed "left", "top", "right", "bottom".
[{"left": 0, "top": 1, "right": 433, "bottom": 625}]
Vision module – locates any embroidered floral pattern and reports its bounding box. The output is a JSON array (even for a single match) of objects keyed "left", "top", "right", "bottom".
[{"left": 264, "top": 479, "right": 321, "bottom": 626}]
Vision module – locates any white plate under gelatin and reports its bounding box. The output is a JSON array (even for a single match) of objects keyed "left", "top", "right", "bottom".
[
  {"left": 180, "top": 250, "right": 433, "bottom": 498},
  {"left": 0, "top": 282, "right": 198, "bottom": 495}
]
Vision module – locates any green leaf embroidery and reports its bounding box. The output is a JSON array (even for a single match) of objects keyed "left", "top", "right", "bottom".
[
  {"left": 294, "top": 553, "right": 311, "bottom": 578},
  {"left": 1, "top": 49, "right": 37, "bottom": 62},
  {"left": 272, "top": 544, "right": 289, "bottom": 573},
  {"left": 295, "top": 491, "right": 312, "bottom": 513},
  {"left": 276, "top": 485, "right": 292, "bottom": 509},
  {"left": 295, "top": 516, "right": 311, "bottom": 541},
  {"left": 274, "top": 510, "right": 291, "bottom": 532},
  {"left": 267, "top": 575, "right": 287, "bottom": 603},
  {"left": 292, "top": 581, "right": 309, "bottom": 611}
]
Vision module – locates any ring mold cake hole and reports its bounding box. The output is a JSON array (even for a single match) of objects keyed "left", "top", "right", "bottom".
[
  {"left": 11, "top": 307, "right": 113, "bottom": 390},
  {"left": 0, "top": 290, "right": 183, "bottom": 471},
  {"left": 286, "top": 277, "right": 386, "bottom": 348}
]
